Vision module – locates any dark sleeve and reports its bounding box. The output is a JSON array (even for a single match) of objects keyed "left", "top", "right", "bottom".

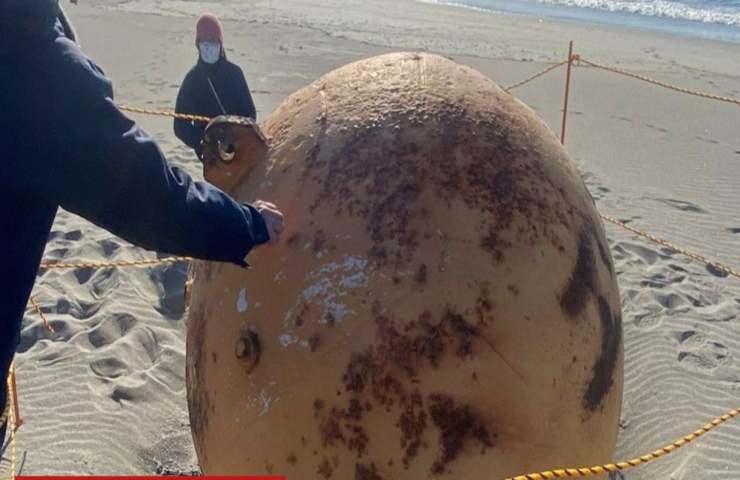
[
  {"left": 174, "top": 71, "right": 207, "bottom": 149},
  {"left": 233, "top": 65, "right": 257, "bottom": 120},
  {"left": 46, "top": 47, "right": 269, "bottom": 265}
]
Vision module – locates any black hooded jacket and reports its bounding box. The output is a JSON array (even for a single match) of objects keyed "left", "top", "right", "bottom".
[{"left": 174, "top": 56, "right": 257, "bottom": 149}]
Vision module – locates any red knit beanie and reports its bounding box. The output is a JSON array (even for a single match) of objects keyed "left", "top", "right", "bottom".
[{"left": 196, "top": 14, "right": 223, "bottom": 45}]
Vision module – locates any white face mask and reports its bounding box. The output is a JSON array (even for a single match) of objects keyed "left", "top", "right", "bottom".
[{"left": 199, "top": 41, "right": 221, "bottom": 64}]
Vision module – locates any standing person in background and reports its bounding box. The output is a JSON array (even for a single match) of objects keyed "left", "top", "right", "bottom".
[{"left": 174, "top": 14, "right": 258, "bottom": 157}]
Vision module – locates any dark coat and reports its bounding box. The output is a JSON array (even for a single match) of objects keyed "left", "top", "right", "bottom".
[
  {"left": 0, "top": 1, "right": 269, "bottom": 420},
  {"left": 174, "top": 57, "right": 257, "bottom": 149}
]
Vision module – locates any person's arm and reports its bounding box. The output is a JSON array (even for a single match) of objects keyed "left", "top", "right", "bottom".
[
  {"left": 233, "top": 65, "right": 257, "bottom": 120},
  {"left": 48, "top": 46, "right": 270, "bottom": 265},
  {"left": 174, "top": 72, "right": 207, "bottom": 150}
]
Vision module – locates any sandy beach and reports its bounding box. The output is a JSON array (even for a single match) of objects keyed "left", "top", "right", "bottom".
[{"left": 5, "top": 0, "right": 739, "bottom": 477}]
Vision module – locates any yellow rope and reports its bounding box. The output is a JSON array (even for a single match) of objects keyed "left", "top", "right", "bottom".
[
  {"left": 118, "top": 105, "right": 212, "bottom": 123},
  {"left": 576, "top": 57, "right": 740, "bottom": 107},
  {"left": 8, "top": 372, "right": 15, "bottom": 480},
  {"left": 40, "top": 256, "right": 191, "bottom": 271},
  {"left": 505, "top": 407, "right": 740, "bottom": 480},
  {"left": 505, "top": 60, "right": 569, "bottom": 92},
  {"left": 28, "top": 297, "right": 54, "bottom": 334},
  {"left": 600, "top": 214, "right": 740, "bottom": 280},
  {"left": 3, "top": 368, "right": 17, "bottom": 480}
]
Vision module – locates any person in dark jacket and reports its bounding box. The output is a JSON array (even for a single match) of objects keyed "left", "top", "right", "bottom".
[
  {"left": 0, "top": 0, "right": 284, "bottom": 446},
  {"left": 174, "top": 14, "right": 258, "bottom": 155}
]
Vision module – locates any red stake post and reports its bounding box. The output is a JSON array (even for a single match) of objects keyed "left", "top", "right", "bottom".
[{"left": 560, "top": 41, "right": 574, "bottom": 145}]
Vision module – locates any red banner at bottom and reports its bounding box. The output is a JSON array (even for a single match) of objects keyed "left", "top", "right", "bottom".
[{"left": 17, "top": 477, "right": 286, "bottom": 480}]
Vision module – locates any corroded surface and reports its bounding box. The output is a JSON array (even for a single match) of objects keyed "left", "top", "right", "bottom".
[{"left": 186, "top": 52, "right": 623, "bottom": 479}]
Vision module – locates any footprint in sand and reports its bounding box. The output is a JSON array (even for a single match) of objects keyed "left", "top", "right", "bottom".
[
  {"left": 727, "top": 227, "right": 740, "bottom": 234},
  {"left": 589, "top": 185, "right": 610, "bottom": 201},
  {"left": 87, "top": 312, "right": 137, "bottom": 349},
  {"left": 100, "top": 238, "right": 121, "bottom": 256},
  {"left": 645, "top": 123, "right": 669, "bottom": 134},
  {"left": 41, "top": 246, "right": 69, "bottom": 262},
  {"left": 17, "top": 317, "right": 72, "bottom": 353},
  {"left": 110, "top": 387, "right": 134, "bottom": 404},
  {"left": 55, "top": 297, "right": 103, "bottom": 320},
  {"left": 640, "top": 272, "right": 686, "bottom": 289},
  {"left": 706, "top": 263, "right": 730, "bottom": 278},
  {"left": 73, "top": 267, "right": 94, "bottom": 284},
  {"left": 90, "top": 327, "right": 164, "bottom": 385},
  {"left": 618, "top": 241, "right": 662, "bottom": 265},
  {"left": 89, "top": 268, "right": 121, "bottom": 298},
  {"left": 151, "top": 262, "right": 190, "bottom": 319},
  {"left": 90, "top": 357, "right": 131, "bottom": 379},
  {"left": 705, "top": 312, "right": 736, "bottom": 323},
  {"left": 676, "top": 331, "right": 730, "bottom": 373},
  {"left": 612, "top": 115, "right": 634, "bottom": 123},
  {"left": 633, "top": 310, "right": 663, "bottom": 330},
  {"left": 668, "top": 263, "right": 689, "bottom": 274},
  {"left": 654, "top": 292, "right": 688, "bottom": 309},
  {"left": 640, "top": 278, "right": 667, "bottom": 289},
  {"left": 694, "top": 135, "right": 721, "bottom": 145},
  {"left": 64, "top": 229, "right": 83, "bottom": 241},
  {"left": 103, "top": 328, "right": 170, "bottom": 404},
  {"left": 655, "top": 198, "right": 708, "bottom": 214}
]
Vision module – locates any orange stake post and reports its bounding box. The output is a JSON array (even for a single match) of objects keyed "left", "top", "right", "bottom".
[
  {"left": 560, "top": 41, "right": 574, "bottom": 145},
  {"left": 10, "top": 370, "right": 22, "bottom": 430}
]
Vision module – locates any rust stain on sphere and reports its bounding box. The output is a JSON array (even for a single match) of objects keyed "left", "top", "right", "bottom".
[{"left": 186, "top": 52, "right": 623, "bottom": 479}]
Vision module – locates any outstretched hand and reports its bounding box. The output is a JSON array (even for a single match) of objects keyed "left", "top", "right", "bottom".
[{"left": 253, "top": 200, "right": 284, "bottom": 246}]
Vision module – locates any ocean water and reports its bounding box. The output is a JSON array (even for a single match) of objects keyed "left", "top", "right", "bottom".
[{"left": 418, "top": 0, "right": 740, "bottom": 42}]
